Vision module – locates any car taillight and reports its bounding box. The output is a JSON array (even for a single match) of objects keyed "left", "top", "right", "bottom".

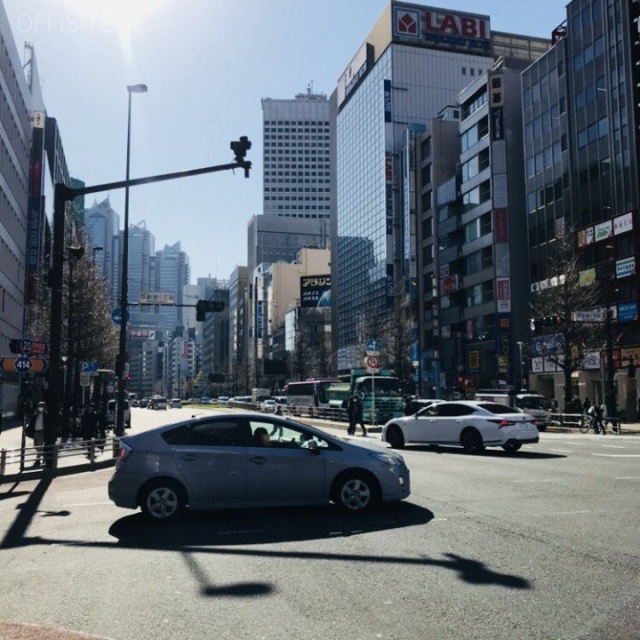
[
  {"left": 115, "top": 442, "right": 133, "bottom": 468},
  {"left": 489, "top": 419, "right": 516, "bottom": 428}
]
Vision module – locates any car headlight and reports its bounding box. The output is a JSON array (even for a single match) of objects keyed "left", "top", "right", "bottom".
[{"left": 370, "top": 452, "right": 403, "bottom": 466}]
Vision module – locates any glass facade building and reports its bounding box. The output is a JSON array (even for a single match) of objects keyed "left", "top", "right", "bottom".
[{"left": 523, "top": 0, "right": 640, "bottom": 412}]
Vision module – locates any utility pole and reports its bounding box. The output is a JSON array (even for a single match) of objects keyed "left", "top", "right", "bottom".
[{"left": 45, "top": 139, "right": 252, "bottom": 461}]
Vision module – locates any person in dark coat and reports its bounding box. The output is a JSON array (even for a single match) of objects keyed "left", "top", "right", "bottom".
[
  {"left": 347, "top": 395, "right": 367, "bottom": 437},
  {"left": 80, "top": 405, "right": 99, "bottom": 456},
  {"left": 27, "top": 400, "right": 52, "bottom": 466}
]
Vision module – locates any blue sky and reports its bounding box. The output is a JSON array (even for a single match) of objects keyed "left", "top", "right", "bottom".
[{"left": 4, "top": 0, "right": 567, "bottom": 281}]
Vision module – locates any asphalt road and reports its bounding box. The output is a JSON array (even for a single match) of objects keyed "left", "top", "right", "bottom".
[{"left": 1, "top": 408, "right": 639, "bottom": 640}]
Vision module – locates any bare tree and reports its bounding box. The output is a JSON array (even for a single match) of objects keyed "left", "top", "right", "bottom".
[{"left": 530, "top": 229, "right": 605, "bottom": 410}]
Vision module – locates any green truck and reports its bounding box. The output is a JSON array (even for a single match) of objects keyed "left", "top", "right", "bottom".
[{"left": 328, "top": 369, "right": 405, "bottom": 424}]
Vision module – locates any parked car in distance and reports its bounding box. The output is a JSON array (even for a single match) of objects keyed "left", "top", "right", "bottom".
[
  {"left": 106, "top": 399, "right": 131, "bottom": 429},
  {"left": 199, "top": 397, "right": 211, "bottom": 404},
  {"left": 169, "top": 398, "right": 182, "bottom": 409},
  {"left": 382, "top": 400, "right": 539, "bottom": 454},
  {"left": 108, "top": 412, "right": 411, "bottom": 521},
  {"left": 260, "top": 399, "right": 277, "bottom": 413},
  {"left": 217, "top": 396, "right": 230, "bottom": 404}
]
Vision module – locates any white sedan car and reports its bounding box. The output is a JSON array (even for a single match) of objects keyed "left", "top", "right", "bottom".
[{"left": 381, "top": 400, "right": 539, "bottom": 454}]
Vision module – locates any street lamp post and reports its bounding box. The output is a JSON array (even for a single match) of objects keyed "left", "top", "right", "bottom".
[
  {"left": 116, "top": 83, "right": 147, "bottom": 436},
  {"left": 517, "top": 341, "right": 525, "bottom": 392}
]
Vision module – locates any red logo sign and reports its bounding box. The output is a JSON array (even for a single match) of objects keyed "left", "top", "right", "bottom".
[{"left": 424, "top": 12, "right": 488, "bottom": 39}]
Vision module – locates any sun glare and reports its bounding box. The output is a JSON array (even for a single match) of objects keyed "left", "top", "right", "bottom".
[{"left": 62, "top": 0, "right": 171, "bottom": 50}]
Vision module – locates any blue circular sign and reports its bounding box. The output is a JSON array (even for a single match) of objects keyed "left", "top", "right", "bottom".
[{"left": 111, "top": 307, "right": 130, "bottom": 325}]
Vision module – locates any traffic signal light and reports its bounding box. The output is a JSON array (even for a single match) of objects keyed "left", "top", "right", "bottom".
[
  {"left": 230, "top": 136, "right": 251, "bottom": 162},
  {"left": 530, "top": 317, "right": 565, "bottom": 334},
  {"left": 196, "top": 299, "right": 225, "bottom": 321}
]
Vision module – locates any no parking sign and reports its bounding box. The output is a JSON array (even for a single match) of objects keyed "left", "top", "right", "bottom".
[{"left": 364, "top": 355, "right": 380, "bottom": 372}]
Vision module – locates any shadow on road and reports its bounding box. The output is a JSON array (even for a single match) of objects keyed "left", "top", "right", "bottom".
[
  {"left": 109, "top": 501, "right": 434, "bottom": 547},
  {"left": 406, "top": 445, "right": 566, "bottom": 459}
]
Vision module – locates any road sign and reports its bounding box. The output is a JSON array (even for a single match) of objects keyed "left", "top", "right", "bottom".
[
  {"left": 0, "top": 356, "right": 49, "bottom": 374},
  {"left": 79, "top": 361, "right": 99, "bottom": 374},
  {"left": 9, "top": 338, "right": 48, "bottom": 355},
  {"left": 111, "top": 307, "right": 130, "bottom": 325},
  {"left": 80, "top": 374, "right": 90, "bottom": 387},
  {"left": 364, "top": 355, "right": 380, "bottom": 371},
  {"left": 14, "top": 355, "right": 32, "bottom": 373},
  {"left": 366, "top": 338, "right": 380, "bottom": 355}
]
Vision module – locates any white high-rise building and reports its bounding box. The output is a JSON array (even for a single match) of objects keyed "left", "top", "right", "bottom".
[{"left": 262, "top": 89, "right": 331, "bottom": 220}]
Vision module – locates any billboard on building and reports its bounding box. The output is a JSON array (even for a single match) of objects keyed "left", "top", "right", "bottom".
[
  {"left": 392, "top": 4, "right": 491, "bottom": 54},
  {"left": 300, "top": 275, "right": 331, "bottom": 308}
]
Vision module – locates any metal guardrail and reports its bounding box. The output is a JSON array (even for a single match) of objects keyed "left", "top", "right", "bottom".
[
  {"left": 0, "top": 436, "right": 119, "bottom": 476},
  {"left": 549, "top": 412, "right": 622, "bottom": 432}
]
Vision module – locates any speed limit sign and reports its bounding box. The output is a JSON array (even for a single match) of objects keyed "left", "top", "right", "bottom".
[{"left": 364, "top": 355, "right": 380, "bottom": 370}]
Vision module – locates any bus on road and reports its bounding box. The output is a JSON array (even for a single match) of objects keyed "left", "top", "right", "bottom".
[{"left": 286, "top": 379, "right": 338, "bottom": 409}]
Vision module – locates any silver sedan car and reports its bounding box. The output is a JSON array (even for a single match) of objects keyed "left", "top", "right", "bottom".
[{"left": 108, "top": 413, "right": 410, "bottom": 521}]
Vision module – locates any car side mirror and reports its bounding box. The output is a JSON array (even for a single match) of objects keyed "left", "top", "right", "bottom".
[{"left": 306, "top": 440, "right": 321, "bottom": 454}]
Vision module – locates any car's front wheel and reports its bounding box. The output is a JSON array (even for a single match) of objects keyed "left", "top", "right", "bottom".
[
  {"left": 332, "top": 472, "right": 380, "bottom": 513},
  {"left": 461, "top": 427, "right": 485, "bottom": 454},
  {"left": 140, "top": 479, "right": 187, "bottom": 522},
  {"left": 501, "top": 442, "right": 522, "bottom": 453},
  {"left": 385, "top": 424, "right": 405, "bottom": 449}
]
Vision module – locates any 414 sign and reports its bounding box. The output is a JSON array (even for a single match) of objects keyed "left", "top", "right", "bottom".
[{"left": 0, "top": 355, "right": 49, "bottom": 374}]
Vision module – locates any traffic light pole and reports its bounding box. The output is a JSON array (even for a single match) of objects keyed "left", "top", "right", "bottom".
[{"left": 46, "top": 150, "right": 251, "bottom": 455}]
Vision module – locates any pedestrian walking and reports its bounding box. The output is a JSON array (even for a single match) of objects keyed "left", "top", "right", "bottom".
[
  {"left": 403, "top": 396, "right": 415, "bottom": 416},
  {"left": 96, "top": 405, "right": 109, "bottom": 452},
  {"left": 636, "top": 396, "right": 640, "bottom": 422},
  {"left": 347, "top": 395, "right": 367, "bottom": 437},
  {"left": 593, "top": 403, "right": 605, "bottom": 434},
  {"left": 80, "top": 404, "right": 99, "bottom": 457},
  {"left": 26, "top": 401, "right": 50, "bottom": 466}
]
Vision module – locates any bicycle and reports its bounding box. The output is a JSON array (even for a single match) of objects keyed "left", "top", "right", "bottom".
[{"left": 579, "top": 414, "right": 592, "bottom": 433}]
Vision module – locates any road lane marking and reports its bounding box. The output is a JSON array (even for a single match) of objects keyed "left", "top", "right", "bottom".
[
  {"left": 65, "top": 502, "right": 113, "bottom": 507},
  {"left": 513, "top": 478, "right": 562, "bottom": 483},
  {"left": 592, "top": 454, "right": 640, "bottom": 457},
  {"left": 553, "top": 510, "right": 591, "bottom": 515},
  {"left": 549, "top": 448, "right": 572, "bottom": 453},
  {"left": 615, "top": 477, "right": 640, "bottom": 480},
  {"left": 601, "top": 445, "right": 625, "bottom": 449}
]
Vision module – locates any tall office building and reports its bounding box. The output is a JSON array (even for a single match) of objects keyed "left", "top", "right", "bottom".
[
  {"left": 523, "top": 0, "right": 640, "bottom": 414},
  {"left": 127, "top": 220, "right": 155, "bottom": 315},
  {"left": 85, "top": 198, "right": 120, "bottom": 306},
  {"left": 262, "top": 89, "right": 331, "bottom": 220},
  {"left": 154, "top": 241, "right": 190, "bottom": 329},
  {"left": 0, "top": 9, "right": 33, "bottom": 414},
  {"left": 333, "top": 1, "right": 549, "bottom": 370}
]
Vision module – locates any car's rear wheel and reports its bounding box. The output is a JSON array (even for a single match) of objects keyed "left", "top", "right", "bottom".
[
  {"left": 502, "top": 442, "right": 522, "bottom": 452},
  {"left": 461, "top": 427, "right": 485, "bottom": 454},
  {"left": 140, "top": 479, "right": 187, "bottom": 522},
  {"left": 332, "top": 472, "right": 380, "bottom": 513},
  {"left": 386, "top": 425, "right": 405, "bottom": 449}
]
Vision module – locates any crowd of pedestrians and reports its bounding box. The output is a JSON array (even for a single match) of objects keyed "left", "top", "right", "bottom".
[{"left": 23, "top": 400, "right": 110, "bottom": 466}]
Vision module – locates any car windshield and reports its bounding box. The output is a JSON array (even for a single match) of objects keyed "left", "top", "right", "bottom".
[{"left": 517, "top": 396, "right": 551, "bottom": 410}]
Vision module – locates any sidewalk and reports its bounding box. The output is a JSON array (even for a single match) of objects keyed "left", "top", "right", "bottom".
[{"left": 0, "top": 418, "right": 117, "bottom": 482}]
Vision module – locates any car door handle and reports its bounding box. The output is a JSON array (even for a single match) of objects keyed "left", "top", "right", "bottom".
[
  {"left": 178, "top": 454, "right": 198, "bottom": 461},
  {"left": 249, "top": 456, "right": 267, "bottom": 465}
]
